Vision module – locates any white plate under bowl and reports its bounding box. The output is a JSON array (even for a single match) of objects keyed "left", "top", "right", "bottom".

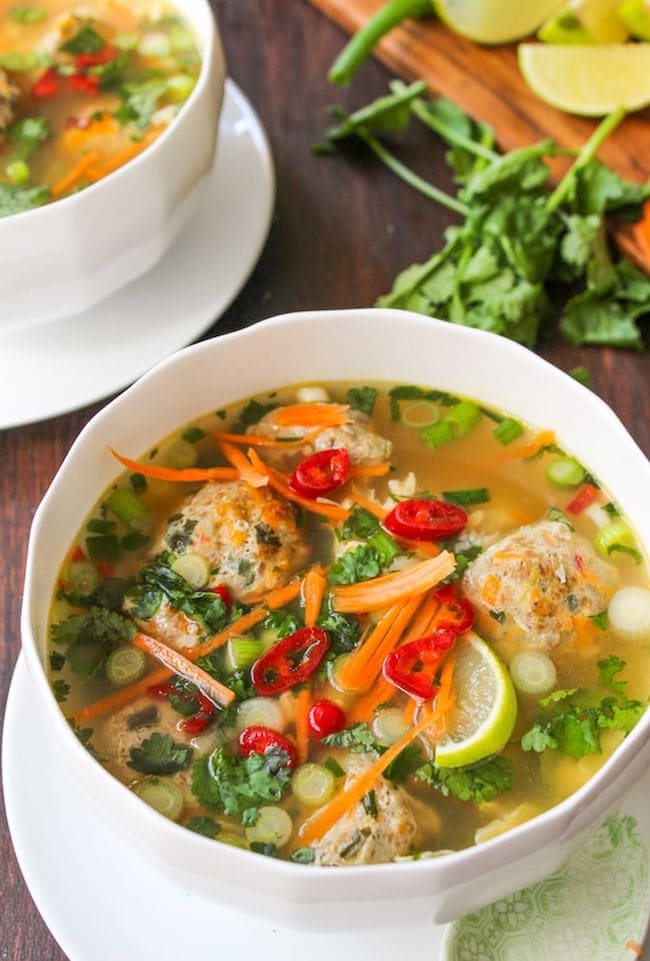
[
  {"left": 0, "top": 79, "right": 274, "bottom": 431},
  {"left": 3, "top": 655, "right": 649, "bottom": 961}
]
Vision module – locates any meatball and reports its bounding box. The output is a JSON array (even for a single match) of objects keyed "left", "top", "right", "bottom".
[
  {"left": 312, "top": 756, "right": 417, "bottom": 865},
  {"left": 463, "top": 519, "right": 615, "bottom": 649},
  {"left": 131, "top": 480, "right": 311, "bottom": 649},
  {"left": 248, "top": 407, "right": 392, "bottom": 470},
  {"left": 95, "top": 695, "right": 190, "bottom": 783},
  {"left": 0, "top": 68, "right": 19, "bottom": 134}
]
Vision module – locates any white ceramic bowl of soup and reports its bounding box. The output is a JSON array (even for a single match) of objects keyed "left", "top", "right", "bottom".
[
  {"left": 19, "top": 308, "right": 650, "bottom": 931},
  {"left": 0, "top": 0, "right": 224, "bottom": 332}
]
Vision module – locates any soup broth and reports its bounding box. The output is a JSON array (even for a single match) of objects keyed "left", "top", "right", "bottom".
[
  {"left": 47, "top": 382, "right": 650, "bottom": 864},
  {"left": 0, "top": 0, "right": 201, "bottom": 216}
]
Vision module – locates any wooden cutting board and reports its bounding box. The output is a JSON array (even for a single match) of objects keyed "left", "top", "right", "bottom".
[{"left": 307, "top": 0, "right": 650, "bottom": 183}]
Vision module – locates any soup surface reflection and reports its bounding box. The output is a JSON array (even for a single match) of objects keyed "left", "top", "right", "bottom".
[{"left": 48, "top": 381, "right": 650, "bottom": 864}]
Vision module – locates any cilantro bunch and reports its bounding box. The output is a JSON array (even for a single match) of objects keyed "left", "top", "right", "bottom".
[{"left": 318, "top": 81, "right": 650, "bottom": 349}]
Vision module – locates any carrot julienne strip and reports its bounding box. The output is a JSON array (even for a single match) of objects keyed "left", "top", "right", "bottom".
[
  {"left": 51, "top": 150, "right": 100, "bottom": 197},
  {"left": 349, "top": 493, "right": 388, "bottom": 520},
  {"left": 219, "top": 441, "right": 269, "bottom": 488},
  {"left": 131, "top": 632, "right": 235, "bottom": 708},
  {"left": 333, "top": 552, "right": 455, "bottom": 614},
  {"left": 348, "top": 462, "right": 391, "bottom": 479},
  {"left": 302, "top": 566, "right": 327, "bottom": 628},
  {"left": 271, "top": 403, "right": 349, "bottom": 428},
  {"left": 297, "top": 699, "right": 450, "bottom": 847},
  {"left": 247, "top": 448, "right": 349, "bottom": 523},
  {"left": 294, "top": 687, "right": 312, "bottom": 764},
  {"left": 213, "top": 430, "right": 320, "bottom": 449},
  {"left": 346, "top": 677, "right": 395, "bottom": 725},
  {"left": 504, "top": 430, "right": 556, "bottom": 460},
  {"left": 108, "top": 447, "right": 238, "bottom": 483}
]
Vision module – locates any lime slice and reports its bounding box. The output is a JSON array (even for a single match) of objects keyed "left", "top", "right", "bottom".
[
  {"left": 518, "top": 42, "right": 650, "bottom": 114},
  {"left": 571, "top": 0, "right": 629, "bottom": 41},
  {"left": 434, "top": 632, "right": 517, "bottom": 769},
  {"left": 618, "top": 0, "right": 650, "bottom": 39},
  {"left": 434, "top": 0, "right": 565, "bottom": 44}
]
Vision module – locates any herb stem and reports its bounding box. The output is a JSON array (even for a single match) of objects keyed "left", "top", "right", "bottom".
[
  {"left": 545, "top": 106, "right": 627, "bottom": 213},
  {"left": 408, "top": 95, "right": 498, "bottom": 162},
  {"left": 359, "top": 128, "right": 469, "bottom": 216}
]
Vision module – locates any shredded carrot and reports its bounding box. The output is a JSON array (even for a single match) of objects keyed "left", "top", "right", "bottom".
[
  {"left": 51, "top": 150, "right": 100, "bottom": 198},
  {"left": 271, "top": 403, "right": 349, "bottom": 429},
  {"left": 348, "top": 462, "right": 391, "bottom": 479},
  {"left": 337, "top": 594, "right": 424, "bottom": 692},
  {"left": 131, "top": 632, "right": 234, "bottom": 708},
  {"left": 247, "top": 448, "right": 349, "bottom": 523},
  {"left": 302, "top": 566, "right": 327, "bottom": 627},
  {"left": 349, "top": 493, "right": 388, "bottom": 520},
  {"left": 505, "top": 430, "right": 556, "bottom": 459},
  {"left": 219, "top": 441, "right": 269, "bottom": 488},
  {"left": 402, "top": 590, "right": 441, "bottom": 642},
  {"left": 346, "top": 677, "right": 394, "bottom": 725},
  {"left": 108, "top": 447, "right": 238, "bottom": 483},
  {"left": 294, "top": 687, "right": 312, "bottom": 764},
  {"left": 333, "top": 552, "right": 455, "bottom": 614},
  {"left": 73, "top": 578, "right": 303, "bottom": 724},
  {"left": 297, "top": 700, "right": 449, "bottom": 846},
  {"left": 481, "top": 573, "right": 502, "bottom": 607},
  {"left": 88, "top": 127, "right": 160, "bottom": 179},
  {"left": 402, "top": 698, "right": 418, "bottom": 725},
  {"left": 213, "top": 430, "right": 319, "bottom": 449},
  {"left": 60, "top": 114, "right": 118, "bottom": 151}
]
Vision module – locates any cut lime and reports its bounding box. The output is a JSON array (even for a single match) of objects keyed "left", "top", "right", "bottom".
[
  {"left": 434, "top": 0, "right": 565, "bottom": 44},
  {"left": 618, "top": 0, "right": 650, "bottom": 39},
  {"left": 434, "top": 632, "right": 517, "bottom": 769},
  {"left": 570, "top": 0, "right": 629, "bottom": 41},
  {"left": 518, "top": 42, "right": 650, "bottom": 115},
  {"left": 538, "top": 6, "right": 601, "bottom": 42}
]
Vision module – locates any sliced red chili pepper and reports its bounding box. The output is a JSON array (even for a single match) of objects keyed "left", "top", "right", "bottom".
[
  {"left": 384, "top": 498, "right": 468, "bottom": 542},
  {"left": 251, "top": 626, "right": 329, "bottom": 695},
  {"left": 308, "top": 699, "right": 346, "bottom": 738},
  {"left": 238, "top": 725, "right": 297, "bottom": 768},
  {"left": 567, "top": 483, "right": 599, "bottom": 515},
  {"left": 68, "top": 72, "right": 101, "bottom": 95},
  {"left": 290, "top": 448, "right": 350, "bottom": 499},
  {"left": 210, "top": 584, "right": 232, "bottom": 607},
  {"left": 31, "top": 68, "right": 59, "bottom": 98},
  {"left": 180, "top": 693, "right": 216, "bottom": 735},
  {"left": 74, "top": 47, "right": 117, "bottom": 68},
  {"left": 382, "top": 629, "right": 456, "bottom": 700},
  {"left": 432, "top": 584, "right": 474, "bottom": 634},
  {"left": 147, "top": 682, "right": 177, "bottom": 699},
  {"left": 70, "top": 545, "right": 86, "bottom": 562}
]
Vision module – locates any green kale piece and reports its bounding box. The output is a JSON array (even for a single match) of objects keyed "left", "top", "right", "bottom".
[
  {"left": 191, "top": 747, "right": 292, "bottom": 818},
  {"left": 128, "top": 733, "right": 193, "bottom": 775},
  {"left": 416, "top": 755, "right": 514, "bottom": 803}
]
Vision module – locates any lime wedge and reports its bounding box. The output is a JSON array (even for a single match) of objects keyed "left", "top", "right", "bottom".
[
  {"left": 618, "top": 0, "right": 650, "bottom": 39},
  {"left": 571, "top": 0, "right": 629, "bottom": 41},
  {"left": 434, "top": 0, "right": 565, "bottom": 44},
  {"left": 518, "top": 42, "right": 650, "bottom": 114},
  {"left": 434, "top": 632, "right": 517, "bottom": 769}
]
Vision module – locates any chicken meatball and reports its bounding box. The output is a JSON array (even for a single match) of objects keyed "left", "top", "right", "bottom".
[
  {"left": 463, "top": 518, "right": 615, "bottom": 649},
  {"left": 312, "top": 755, "right": 418, "bottom": 865},
  {"left": 0, "top": 68, "right": 19, "bottom": 134}
]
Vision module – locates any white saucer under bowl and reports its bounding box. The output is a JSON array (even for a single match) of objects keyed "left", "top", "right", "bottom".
[
  {"left": 3, "top": 656, "right": 648, "bottom": 961},
  {"left": 0, "top": 79, "right": 274, "bottom": 431}
]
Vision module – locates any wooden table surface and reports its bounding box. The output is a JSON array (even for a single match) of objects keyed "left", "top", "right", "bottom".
[{"left": 1, "top": 2, "right": 649, "bottom": 959}]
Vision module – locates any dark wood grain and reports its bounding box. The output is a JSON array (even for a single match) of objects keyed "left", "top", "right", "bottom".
[{"left": 0, "top": 2, "right": 648, "bottom": 959}]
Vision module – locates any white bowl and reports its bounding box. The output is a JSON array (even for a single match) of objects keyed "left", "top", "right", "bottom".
[
  {"left": 0, "top": 0, "right": 225, "bottom": 333},
  {"left": 20, "top": 309, "right": 650, "bottom": 931}
]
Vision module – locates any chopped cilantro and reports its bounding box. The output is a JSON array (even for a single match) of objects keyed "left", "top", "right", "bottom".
[
  {"left": 60, "top": 24, "right": 105, "bottom": 55},
  {"left": 327, "top": 544, "right": 383, "bottom": 585},
  {"left": 128, "top": 732, "right": 193, "bottom": 775},
  {"left": 6, "top": 116, "right": 50, "bottom": 161},
  {"left": 317, "top": 601, "right": 361, "bottom": 654},
  {"left": 346, "top": 386, "right": 377, "bottom": 415},
  {"left": 342, "top": 507, "right": 381, "bottom": 540},
  {"left": 231, "top": 398, "right": 276, "bottom": 433},
  {"left": 416, "top": 755, "right": 514, "bottom": 803},
  {"left": 388, "top": 385, "right": 457, "bottom": 422},
  {"left": 182, "top": 426, "right": 206, "bottom": 443},
  {"left": 49, "top": 651, "right": 65, "bottom": 671},
  {"left": 249, "top": 841, "right": 279, "bottom": 858},
  {"left": 186, "top": 815, "right": 221, "bottom": 839},
  {"left": 52, "top": 678, "right": 70, "bottom": 703},
  {"left": 291, "top": 846, "right": 316, "bottom": 863},
  {"left": 191, "top": 747, "right": 292, "bottom": 818},
  {"left": 321, "top": 723, "right": 380, "bottom": 754},
  {"left": 9, "top": 6, "right": 48, "bottom": 22},
  {"left": 50, "top": 606, "right": 135, "bottom": 648},
  {"left": 0, "top": 182, "right": 50, "bottom": 218},
  {"left": 590, "top": 610, "right": 608, "bottom": 630},
  {"left": 115, "top": 78, "right": 167, "bottom": 130}
]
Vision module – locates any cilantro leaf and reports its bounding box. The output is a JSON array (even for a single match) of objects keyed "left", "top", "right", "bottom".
[
  {"left": 186, "top": 815, "right": 221, "bottom": 839},
  {"left": 0, "top": 182, "right": 50, "bottom": 218},
  {"left": 6, "top": 116, "right": 50, "bottom": 161},
  {"left": 321, "top": 722, "right": 380, "bottom": 754},
  {"left": 191, "top": 747, "right": 292, "bottom": 818},
  {"left": 327, "top": 544, "right": 384, "bottom": 585},
  {"left": 50, "top": 606, "right": 135, "bottom": 648},
  {"left": 346, "top": 386, "right": 377, "bottom": 415},
  {"left": 416, "top": 756, "right": 514, "bottom": 803},
  {"left": 115, "top": 79, "right": 167, "bottom": 130},
  {"left": 128, "top": 732, "right": 193, "bottom": 775}
]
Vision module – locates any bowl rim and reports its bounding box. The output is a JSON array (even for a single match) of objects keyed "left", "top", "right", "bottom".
[
  {"left": 20, "top": 307, "right": 650, "bottom": 902},
  {"left": 0, "top": 0, "right": 218, "bottom": 227}
]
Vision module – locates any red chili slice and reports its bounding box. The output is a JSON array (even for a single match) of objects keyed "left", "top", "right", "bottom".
[
  {"left": 308, "top": 699, "right": 346, "bottom": 738},
  {"left": 432, "top": 584, "right": 474, "bottom": 634},
  {"left": 180, "top": 692, "right": 215, "bottom": 735},
  {"left": 384, "top": 498, "right": 468, "bottom": 541},
  {"left": 567, "top": 483, "right": 599, "bottom": 515},
  {"left": 210, "top": 584, "right": 232, "bottom": 607},
  {"left": 238, "top": 725, "right": 297, "bottom": 768},
  {"left": 30, "top": 68, "right": 59, "bottom": 98},
  {"left": 382, "top": 629, "right": 456, "bottom": 700},
  {"left": 251, "top": 626, "right": 329, "bottom": 695},
  {"left": 68, "top": 73, "right": 101, "bottom": 95},
  {"left": 289, "top": 448, "right": 350, "bottom": 499},
  {"left": 74, "top": 47, "right": 117, "bottom": 68}
]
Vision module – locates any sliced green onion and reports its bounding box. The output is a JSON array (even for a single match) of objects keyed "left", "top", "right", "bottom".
[
  {"left": 607, "top": 586, "right": 650, "bottom": 641},
  {"left": 105, "top": 488, "right": 151, "bottom": 532},
  {"left": 509, "top": 651, "right": 557, "bottom": 696},
  {"left": 245, "top": 805, "right": 293, "bottom": 847},
  {"left": 6, "top": 160, "right": 30, "bottom": 185},
  {"left": 594, "top": 518, "right": 639, "bottom": 561},
  {"left": 138, "top": 31, "right": 171, "bottom": 56},
  {"left": 105, "top": 645, "right": 147, "bottom": 687},
  {"left": 223, "top": 635, "right": 266, "bottom": 672},
  {"left": 327, "top": 652, "right": 353, "bottom": 692},
  {"left": 421, "top": 419, "right": 455, "bottom": 449},
  {"left": 0, "top": 50, "right": 45, "bottom": 69},
  {"left": 235, "top": 697, "right": 285, "bottom": 733},
  {"left": 493, "top": 417, "right": 524, "bottom": 445},
  {"left": 291, "top": 763, "right": 336, "bottom": 807},
  {"left": 445, "top": 400, "right": 481, "bottom": 439},
  {"left": 67, "top": 558, "right": 99, "bottom": 597},
  {"left": 219, "top": 834, "right": 248, "bottom": 849},
  {"left": 134, "top": 777, "right": 184, "bottom": 821},
  {"left": 401, "top": 400, "right": 440, "bottom": 428},
  {"left": 165, "top": 73, "right": 196, "bottom": 103},
  {"left": 163, "top": 437, "right": 198, "bottom": 469},
  {"left": 114, "top": 30, "right": 139, "bottom": 49},
  {"left": 169, "top": 23, "right": 195, "bottom": 50},
  {"left": 371, "top": 707, "right": 409, "bottom": 746},
  {"left": 545, "top": 457, "right": 586, "bottom": 488},
  {"left": 171, "top": 552, "right": 210, "bottom": 589},
  {"left": 443, "top": 487, "right": 490, "bottom": 506}
]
